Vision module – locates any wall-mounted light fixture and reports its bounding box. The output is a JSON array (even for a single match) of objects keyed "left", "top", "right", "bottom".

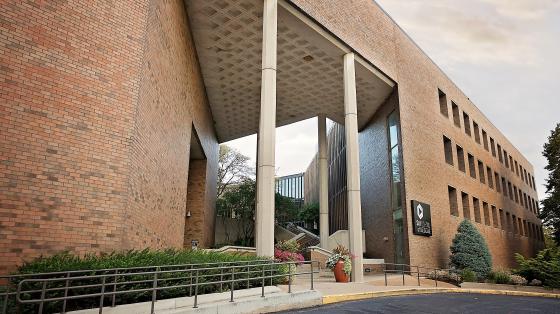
[{"left": 186, "top": 211, "right": 191, "bottom": 218}]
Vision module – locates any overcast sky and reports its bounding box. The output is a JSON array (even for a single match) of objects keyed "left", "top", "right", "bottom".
[{"left": 225, "top": 0, "right": 560, "bottom": 199}]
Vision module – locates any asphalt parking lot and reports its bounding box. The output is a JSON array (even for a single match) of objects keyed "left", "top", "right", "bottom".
[{"left": 280, "top": 293, "right": 560, "bottom": 313}]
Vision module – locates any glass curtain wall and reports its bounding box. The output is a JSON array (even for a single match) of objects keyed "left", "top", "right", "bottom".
[{"left": 388, "top": 111, "right": 405, "bottom": 264}]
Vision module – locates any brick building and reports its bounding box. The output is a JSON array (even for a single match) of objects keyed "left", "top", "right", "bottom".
[{"left": 0, "top": 0, "right": 543, "bottom": 276}]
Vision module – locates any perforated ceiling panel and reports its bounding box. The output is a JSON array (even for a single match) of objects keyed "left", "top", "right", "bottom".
[{"left": 186, "top": 0, "right": 394, "bottom": 142}]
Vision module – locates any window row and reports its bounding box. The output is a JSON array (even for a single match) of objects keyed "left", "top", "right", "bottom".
[
  {"left": 447, "top": 186, "right": 543, "bottom": 241},
  {"left": 443, "top": 135, "right": 539, "bottom": 216},
  {"left": 438, "top": 89, "right": 536, "bottom": 191}
]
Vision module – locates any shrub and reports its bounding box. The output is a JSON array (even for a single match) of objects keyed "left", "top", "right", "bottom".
[
  {"left": 510, "top": 274, "right": 528, "bottom": 285},
  {"left": 426, "top": 269, "right": 461, "bottom": 285},
  {"left": 514, "top": 248, "right": 560, "bottom": 288},
  {"left": 489, "top": 270, "right": 512, "bottom": 284},
  {"left": 275, "top": 240, "right": 301, "bottom": 253},
  {"left": 529, "top": 279, "right": 543, "bottom": 286},
  {"left": 8, "top": 249, "right": 280, "bottom": 313},
  {"left": 461, "top": 269, "right": 477, "bottom": 282},
  {"left": 449, "top": 220, "right": 492, "bottom": 278}
]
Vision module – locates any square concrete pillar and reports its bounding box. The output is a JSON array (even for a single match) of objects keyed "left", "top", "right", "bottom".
[{"left": 318, "top": 114, "right": 329, "bottom": 248}]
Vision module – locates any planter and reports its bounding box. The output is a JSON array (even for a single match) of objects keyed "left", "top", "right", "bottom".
[{"left": 333, "top": 260, "right": 349, "bottom": 283}]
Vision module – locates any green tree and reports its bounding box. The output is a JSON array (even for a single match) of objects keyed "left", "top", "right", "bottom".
[
  {"left": 217, "top": 145, "right": 253, "bottom": 198},
  {"left": 298, "top": 202, "right": 319, "bottom": 224},
  {"left": 450, "top": 220, "right": 492, "bottom": 278},
  {"left": 541, "top": 123, "right": 560, "bottom": 244}
]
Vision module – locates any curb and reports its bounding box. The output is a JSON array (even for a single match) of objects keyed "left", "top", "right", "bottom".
[{"left": 322, "top": 288, "right": 560, "bottom": 304}]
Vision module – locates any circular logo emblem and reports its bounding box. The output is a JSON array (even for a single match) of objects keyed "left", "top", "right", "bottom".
[{"left": 417, "top": 204, "right": 424, "bottom": 220}]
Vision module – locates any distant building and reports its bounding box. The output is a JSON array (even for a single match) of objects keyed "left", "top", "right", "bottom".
[{"left": 276, "top": 173, "right": 305, "bottom": 208}]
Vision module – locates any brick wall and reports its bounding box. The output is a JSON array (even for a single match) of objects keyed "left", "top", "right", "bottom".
[{"left": 0, "top": 0, "right": 218, "bottom": 273}]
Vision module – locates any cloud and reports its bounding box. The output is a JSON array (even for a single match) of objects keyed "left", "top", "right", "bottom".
[{"left": 478, "top": 0, "right": 560, "bottom": 20}]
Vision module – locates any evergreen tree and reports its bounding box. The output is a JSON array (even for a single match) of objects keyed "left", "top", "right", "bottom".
[
  {"left": 541, "top": 123, "right": 560, "bottom": 244},
  {"left": 450, "top": 220, "right": 492, "bottom": 278}
]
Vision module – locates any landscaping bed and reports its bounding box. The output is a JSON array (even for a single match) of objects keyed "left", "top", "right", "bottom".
[{"left": 460, "top": 282, "right": 560, "bottom": 294}]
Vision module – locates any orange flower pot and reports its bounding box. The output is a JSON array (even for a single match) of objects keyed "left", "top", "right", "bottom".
[{"left": 333, "top": 260, "right": 349, "bottom": 283}]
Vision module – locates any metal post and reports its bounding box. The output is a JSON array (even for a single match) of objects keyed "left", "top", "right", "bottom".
[
  {"left": 310, "top": 261, "right": 314, "bottom": 290},
  {"left": 193, "top": 270, "right": 199, "bottom": 308},
  {"left": 38, "top": 281, "right": 47, "bottom": 314},
  {"left": 2, "top": 284, "right": 9, "bottom": 314},
  {"left": 384, "top": 264, "right": 387, "bottom": 286},
  {"left": 189, "top": 265, "right": 193, "bottom": 296},
  {"left": 230, "top": 267, "right": 235, "bottom": 302},
  {"left": 417, "top": 266, "right": 420, "bottom": 286},
  {"left": 435, "top": 270, "right": 438, "bottom": 287},
  {"left": 402, "top": 265, "right": 405, "bottom": 286},
  {"left": 247, "top": 261, "right": 250, "bottom": 288},
  {"left": 112, "top": 269, "right": 118, "bottom": 307},
  {"left": 98, "top": 276, "right": 106, "bottom": 314},
  {"left": 61, "top": 273, "right": 70, "bottom": 314},
  {"left": 261, "top": 265, "right": 265, "bottom": 298},
  {"left": 220, "top": 263, "right": 224, "bottom": 292},
  {"left": 151, "top": 267, "right": 159, "bottom": 314},
  {"left": 288, "top": 263, "right": 292, "bottom": 293}
]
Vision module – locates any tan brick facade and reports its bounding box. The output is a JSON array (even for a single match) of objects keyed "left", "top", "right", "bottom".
[
  {"left": 0, "top": 0, "right": 217, "bottom": 274},
  {"left": 292, "top": 0, "right": 544, "bottom": 269}
]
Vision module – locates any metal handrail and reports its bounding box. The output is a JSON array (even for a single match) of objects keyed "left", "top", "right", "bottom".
[
  {"left": 2, "top": 260, "right": 319, "bottom": 314},
  {"left": 381, "top": 262, "right": 458, "bottom": 287}
]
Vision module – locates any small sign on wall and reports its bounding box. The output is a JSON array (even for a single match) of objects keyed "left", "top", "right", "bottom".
[
  {"left": 191, "top": 240, "right": 199, "bottom": 250},
  {"left": 411, "top": 200, "right": 432, "bottom": 236}
]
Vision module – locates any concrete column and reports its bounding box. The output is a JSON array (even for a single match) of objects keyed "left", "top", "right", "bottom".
[
  {"left": 343, "top": 52, "right": 364, "bottom": 282},
  {"left": 318, "top": 115, "right": 329, "bottom": 248},
  {"left": 255, "top": 0, "right": 277, "bottom": 257}
]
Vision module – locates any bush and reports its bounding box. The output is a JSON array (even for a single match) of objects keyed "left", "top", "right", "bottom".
[
  {"left": 529, "top": 279, "right": 543, "bottom": 286},
  {"left": 514, "top": 248, "right": 560, "bottom": 288},
  {"left": 449, "top": 220, "right": 492, "bottom": 278},
  {"left": 488, "top": 270, "right": 512, "bottom": 284},
  {"left": 275, "top": 240, "right": 301, "bottom": 253},
  {"left": 8, "top": 249, "right": 280, "bottom": 313},
  {"left": 461, "top": 269, "right": 477, "bottom": 282},
  {"left": 510, "top": 274, "right": 528, "bottom": 285},
  {"left": 426, "top": 269, "right": 461, "bottom": 285}
]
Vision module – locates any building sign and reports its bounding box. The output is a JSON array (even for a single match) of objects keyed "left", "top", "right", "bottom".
[
  {"left": 411, "top": 200, "right": 432, "bottom": 236},
  {"left": 191, "top": 240, "right": 199, "bottom": 250}
]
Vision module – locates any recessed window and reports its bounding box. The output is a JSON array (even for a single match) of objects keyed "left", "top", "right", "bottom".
[
  {"left": 456, "top": 145, "right": 465, "bottom": 172},
  {"left": 492, "top": 206, "right": 498, "bottom": 228},
  {"left": 452, "top": 102, "right": 461, "bottom": 127},
  {"left": 490, "top": 138, "right": 496, "bottom": 157},
  {"left": 443, "top": 136, "right": 453, "bottom": 165},
  {"left": 501, "top": 177, "right": 507, "bottom": 197},
  {"left": 449, "top": 186, "right": 459, "bottom": 216},
  {"left": 463, "top": 112, "right": 471, "bottom": 136},
  {"left": 508, "top": 181, "right": 513, "bottom": 200},
  {"left": 495, "top": 172, "right": 501, "bottom": 193},
  {"left": 532, "top": 176, "right": 536, "bottom": 191},
  {"left": 473, "top": 197, "right": 481, "bottom": 223},
  {"left": 515, "top": 160, "right": 519, "bottom": 176},
  {"left": 523, "top": 168, "right": 528, "bottom": 184},
  {"left": 478, "top": 160, "right": 485, "bottom": 184},
  {"left": 506, "top": 212, "right": 511, "bottom": 233},
  {"left": 499, "top": 209, "right": 505, "bottom": 230},
  {"left": 439, "top": 89, "right": 448, "bottom": 117},
  {"left": 462, "top": 192, "right": 471, "bottom": 220},
  {"left": 468, "top": 153, "right": 476, "bottom": 178},
  {"left": 509, "top": 156, "right": 514, "bottom": 172},
  {"left": 487, "top": 166, "right": 494, "bottom": 189},
  {"left": 497, "top": 144, "right": 503, "bottom": 163},
  {"left": 512, "top": 214, "right": 518, "bottom": 234},
  {"left": 503, "top": 150, "right": 509, "bottom": 167},
  {"left": 514, "top": 186, "right": 519, "bottom": 203},
  {"left": 482, "top": 130, "right": 489, "bottom": 151},
  {"left": 473, "top": 122, "right": 480, "bottom": 144},
  {"left": 483, "top": 202, "right": 490, "bottom": 226}
]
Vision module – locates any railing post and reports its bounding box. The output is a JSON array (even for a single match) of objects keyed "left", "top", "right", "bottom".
[
  {"left": 402, "top": 265, "right": 405, "bottom": 286},
  {"left": 261, "top": 265, "right": 265, "bottom": 298},
  {"left": 189, "top": 265, "right": 193, "bottom": 296},
  {"left": 220, "top": 263, "right": 224, "bottom": 293},
  {"left": 2, "top": 284, "right": 9, "bottom": 314},
  {"left": 38, "top": 281, "right": 47, "bottom": 314},
  {"left": 230, "top": 267, "right": 235, "bottom": 302},
  {"left": 417, "top": 266, "right": 420, "bottom": 286},
  {"left": 310, "top": 261, "right": 314, "bottom": 290},
  {"left": 112, "top": 269, "right": 118, "bottom": 307},
  {"left": 435, "top": 270, "right": 438, "bottom": 287},
  {"left": 193, "top": 269, "right": 199, "bottom": 308},
  {"left": 61, "top": 272, "right": 70, "bottom": 314},
  {"left": 288, "top": 263, "right": 292, "bottom": 293},
  {"left": 384, "top": 264, "right": 387, "bottom": 286},
  {"left": 98, "top": 275, "right": 106, "bottom": 314},
  {"left": 151, "top": 267, "right": 159, "bottom": 314},
  {"left": 247, "top": 261, "right": 250, "bottom": 288}
]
